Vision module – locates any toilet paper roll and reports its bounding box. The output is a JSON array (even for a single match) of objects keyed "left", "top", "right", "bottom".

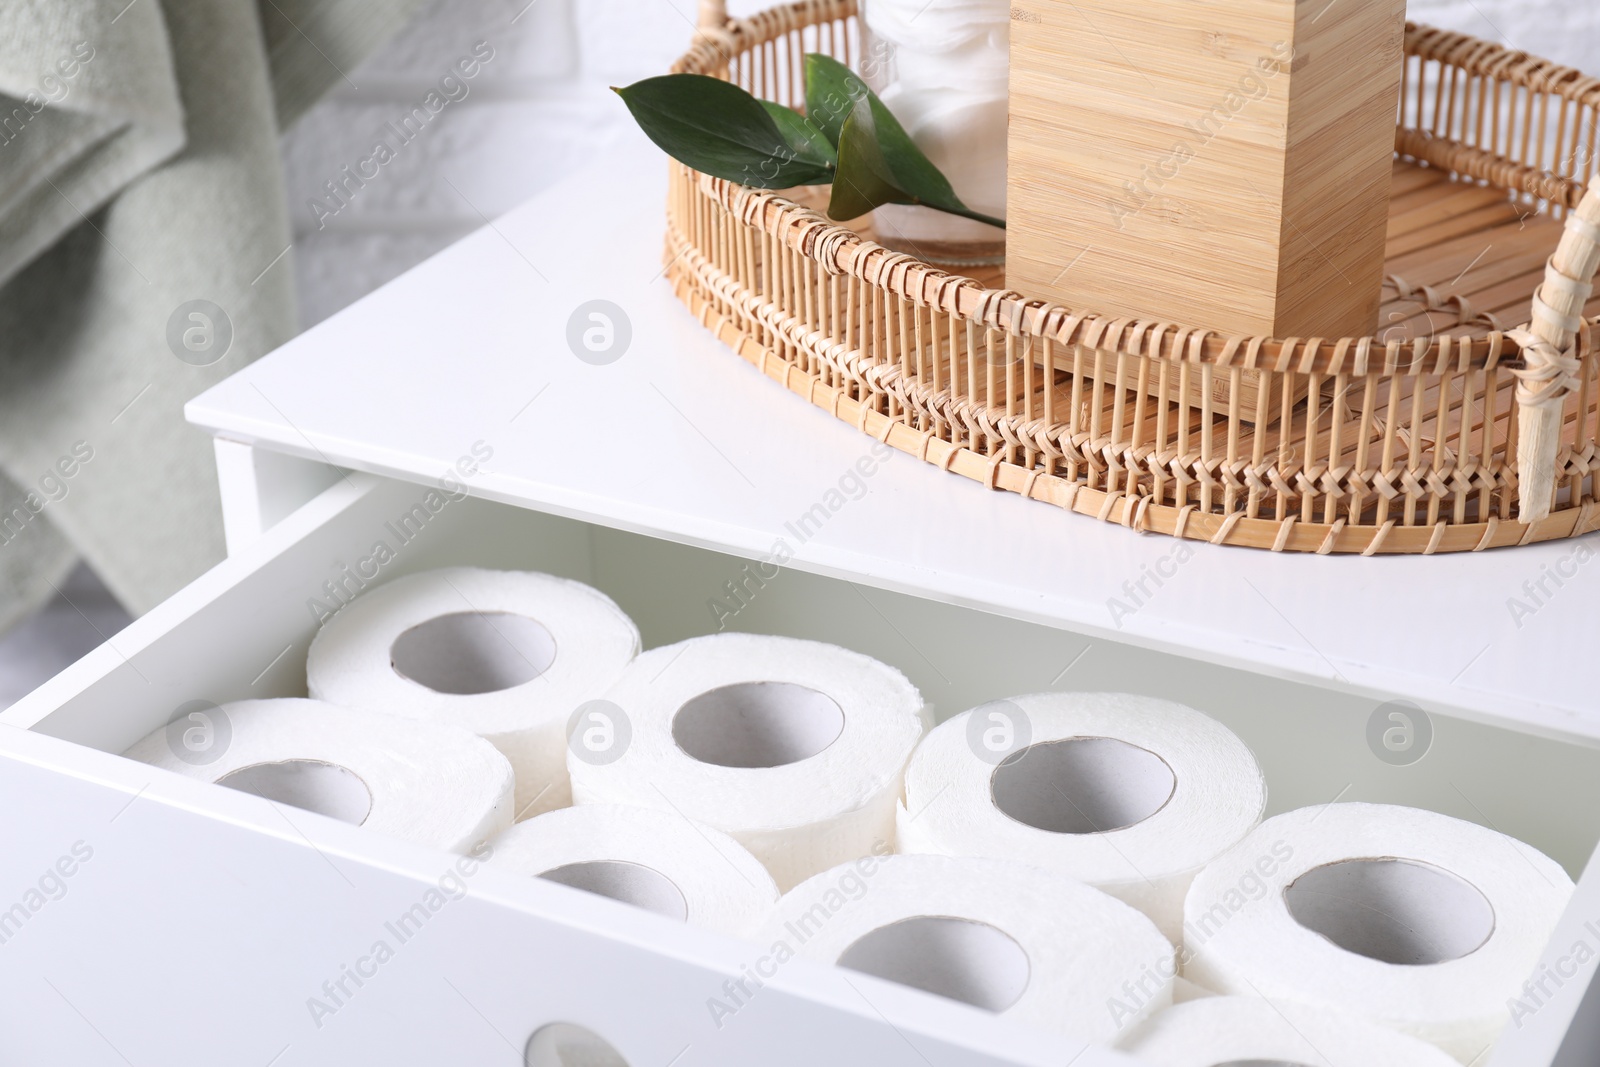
[
  {"left": 898, "top": 692, "right": 1265, "bottom": 942},
  {"left": 307, "top": 567, "right": 640, "bottom": 819},
  {"left": 568, "top": 633, "right": 927, "bottom": 891},
  {"left": 125, "top": 698, "right": 513, "bottom": 852},
  {"left": 1119, "top": 996, "right": 1462, "bottom": 1067},
  {"left": 758, "top": 853, "right": 1174, "bottom": 1041},
  {"left": 486, "top": 804, "right": 778, "bottom": 937},
  {"left": 1182, "top": 803, "right": 1575, "bottom": 1063}
]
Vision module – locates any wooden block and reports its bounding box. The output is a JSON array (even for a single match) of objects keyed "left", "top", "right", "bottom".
[{"left": 1005, "top": 0, "right": 1405, "bottom": 342}]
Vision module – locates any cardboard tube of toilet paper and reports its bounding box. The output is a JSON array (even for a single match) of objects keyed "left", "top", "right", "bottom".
[
  {"left": 1182, "top": 802, "right": 1575, "bottom": 1063},
  {"left": 487, "top": 804, "right": 778, "bottom": 937},
  {"left": 757, "top": 853, "right": 1173, "bottom": 1041},
  {"left": 567, "top": 633, "right": 927, "bottom": 891},
  {"left": 898, "top": 692, "right": 1265, "bottom": 943},
  {"left": 306, "top": 567, "right": 639, "bottom": 820},
  {"left": 125, "top": 698, "right": 513, "bottom": 852},
  {"left": 1120, "top": 996, "right": 1461, "bottom": 1067}
]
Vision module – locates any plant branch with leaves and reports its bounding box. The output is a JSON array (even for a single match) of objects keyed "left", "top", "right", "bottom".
[{"left": 615, "top": 54, "right": 1004, "bottom": 229}]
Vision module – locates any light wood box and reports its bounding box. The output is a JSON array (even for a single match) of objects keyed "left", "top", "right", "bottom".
[{"left": 1005, "top": 0, "right": 1406, "bottom": 343}]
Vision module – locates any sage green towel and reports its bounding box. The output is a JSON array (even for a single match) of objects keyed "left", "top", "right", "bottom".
[{"left": 0, "top": 0, "right": 422, "bottom": 635}]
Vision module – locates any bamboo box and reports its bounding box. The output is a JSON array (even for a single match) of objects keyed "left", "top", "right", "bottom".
[{"left": 1005, "top": 0, "right": 1408, "bottom": 350}]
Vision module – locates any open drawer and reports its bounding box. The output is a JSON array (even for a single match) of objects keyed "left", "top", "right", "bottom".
[{"left": 4, "top": 469, "right": 1600, "bottom": 1066}]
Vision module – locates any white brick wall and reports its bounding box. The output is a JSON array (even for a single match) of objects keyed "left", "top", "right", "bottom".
[
  {"left": 286, "top": 0, "right": 1592, "bottom": 328},
  {"left": 283, "top": 0, "right": 723, "bottom": 326}
]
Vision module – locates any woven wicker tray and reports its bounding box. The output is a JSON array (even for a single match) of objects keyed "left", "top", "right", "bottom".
[{"left": 668, "top": 0, "right": 1600, "bottom": 553}]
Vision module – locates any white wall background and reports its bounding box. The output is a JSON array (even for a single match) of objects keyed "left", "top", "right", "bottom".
[
  {"left": 0, "top": 0, "right": 1591, "bottom": 705},
  {"left": 285, "top": 0, "right": 727, "bottom": 328}
]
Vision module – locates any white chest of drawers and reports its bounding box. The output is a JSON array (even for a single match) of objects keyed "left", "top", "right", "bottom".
[{"left": 4, "top": 131, "right": 1597, "bottom": 1066}]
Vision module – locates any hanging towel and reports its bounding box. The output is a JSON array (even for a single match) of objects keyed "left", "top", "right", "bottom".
[{"left": 0, "top": 0, "right": 423, "bottom": 634}]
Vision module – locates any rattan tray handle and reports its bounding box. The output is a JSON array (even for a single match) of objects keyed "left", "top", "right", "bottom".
[
  {"left": 699, "top": 0, "right": 729, "bottom": 28},
  {"left": 1515, "top": 176, "right": 1600, "bottom": 523}
]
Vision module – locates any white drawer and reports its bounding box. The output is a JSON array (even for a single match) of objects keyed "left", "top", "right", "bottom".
[{"left": 4, "top": 469, "right": 1599, "bottom": 1066}]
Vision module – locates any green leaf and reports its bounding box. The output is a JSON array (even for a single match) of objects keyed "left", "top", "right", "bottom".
[
  {"left": 862, "top": 94, "right": 964, "bottom": 214},
  {"left": 615, "top": 74, "right": 835, "bottom": 189},
  {"left": 828, "top": 95, "right": 1006, "bottom": 228},
  {"left": 616, "top": 65, "right": 1004, "bottom": 229},
  {"left": 828, "top": 100, "right": 914, "bottom": 221},
  {"left": 760, "top": 100, "right": 838, "bottom": 175},
  {"left": 804, "top": 53, "right": 871, "bottom": 149},
  {"left": 809, "top": 57, "right": 1005, "bottom": 228}
]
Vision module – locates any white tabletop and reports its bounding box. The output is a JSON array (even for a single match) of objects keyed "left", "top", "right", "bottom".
[{"left": 188, "top": 127, "right": 1600, "bottom": 744}]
